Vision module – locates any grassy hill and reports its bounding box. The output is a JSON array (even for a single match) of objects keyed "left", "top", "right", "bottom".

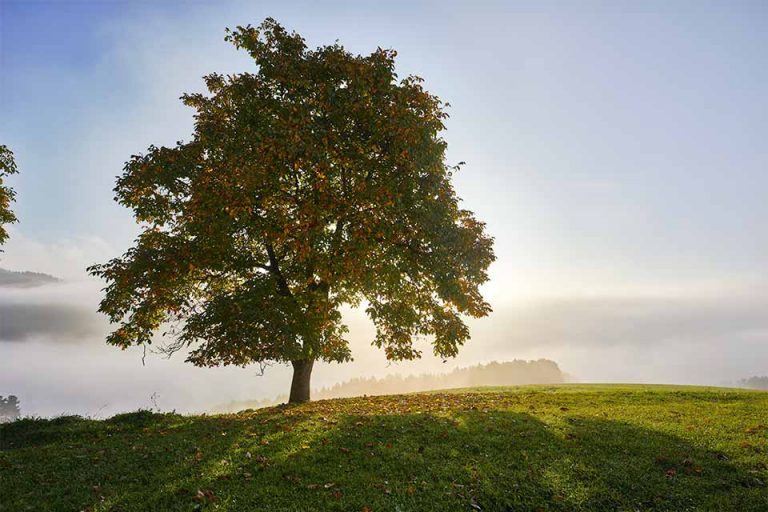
[
  {"left": 1, "top": 385, "right": 766, "bottom": 511},
  {"left": 215, "top": 360, "right": 568, "bottom": 412}
]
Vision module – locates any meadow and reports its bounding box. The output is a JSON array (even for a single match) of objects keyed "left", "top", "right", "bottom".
[{"left": 1, "top": 384, "right": 766, "bottom": 511}]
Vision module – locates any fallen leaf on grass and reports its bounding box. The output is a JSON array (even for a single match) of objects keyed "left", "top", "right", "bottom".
[{"left": 193, "top": 489, "right": 216, "bottom": 503}]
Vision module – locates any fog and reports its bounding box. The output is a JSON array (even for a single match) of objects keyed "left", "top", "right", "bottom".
[
  {"left": 0, "top": 286, "right": 103, "bottom": 342},
  {"left": 1, "top": 263, "right": 765, "bottom": 418}
]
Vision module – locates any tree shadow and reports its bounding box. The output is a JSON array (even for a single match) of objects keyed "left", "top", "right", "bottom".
[
  {"left": 2, "top": 404, "right": 764, "bottom": 511},
  {"left": 555, "top": 416, "right": 764, "bottom": 511}
]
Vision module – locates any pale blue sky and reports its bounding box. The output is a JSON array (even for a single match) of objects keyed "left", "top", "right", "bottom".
[
  {"left": 1, "top": 1, "right": 766, "bottom": 415},
  {"left": 2, "top": 0, "right": 766, "bottom": 295}
]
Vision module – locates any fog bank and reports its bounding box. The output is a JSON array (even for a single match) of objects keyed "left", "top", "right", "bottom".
[{"left": 1, "top": 276, "right": 766, "bottom": 418}]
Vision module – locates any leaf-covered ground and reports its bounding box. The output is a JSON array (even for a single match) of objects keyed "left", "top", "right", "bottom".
[{"left": 1, "top": 384, "right": 766, "bottom": 511}]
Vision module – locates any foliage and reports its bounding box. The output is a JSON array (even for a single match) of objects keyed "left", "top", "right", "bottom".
[
  {"left": 1, "top": 385, "right": 766, "bottom": 511},
  {"left": 88, "top": 19, "right": 494, "bottom": 385},
  {"left": 0, "top": 144, "right": 18, "bottom": 247},
  {"left": 0, "top": 395, "right": 21, "bottom": 423},
  {"left": 318, "top": 359, "right": 566, "bottom": 398},
  {"left": 739, "top": 376, "right": 768, "bottom": 390}
]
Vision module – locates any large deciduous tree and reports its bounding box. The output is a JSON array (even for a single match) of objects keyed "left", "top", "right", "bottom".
[
  {"left": 89, "top": 19, "right": 495, "bottom": 403},
  {"left": 0, "top": 145, "right": 18, "bottom": 248}
]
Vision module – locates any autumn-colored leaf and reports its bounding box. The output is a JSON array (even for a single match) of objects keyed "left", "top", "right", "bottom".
[{"left": 193, "top": 489, "right": 217, "bottom": 503}]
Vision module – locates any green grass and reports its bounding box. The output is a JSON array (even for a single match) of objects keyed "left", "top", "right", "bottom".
[{"left": 1, "top": 384, "right": 766, "bottom": 511}]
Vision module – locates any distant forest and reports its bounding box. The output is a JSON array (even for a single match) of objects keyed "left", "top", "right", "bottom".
[
  {"left": 215, "top": 359, "right": 569, "bottom": 412},
  {"left": 0, "top": 268, "right": 60, "bottom": 288},
  {"left": 738, "top": 376, "right": 768, "bottom": 390}
]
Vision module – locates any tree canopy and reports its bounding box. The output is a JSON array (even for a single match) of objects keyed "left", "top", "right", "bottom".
[
  {"left": 0, "top": 395, "right": 21, "bottom": 423},
  {"left": 89, "top": 19, "right": 495, "bottom": 402},
  {"left": 0, "top": 145, "right": 18, "bottom": 248}
]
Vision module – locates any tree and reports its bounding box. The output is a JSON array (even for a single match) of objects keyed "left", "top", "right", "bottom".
[
  {"left": 88, "top": 19, "right": 495, "bottom": 403},
  {"left": 0, "top": 145, "right": 18, "bottom": 247},
  {"left": 0, "top": 395, "right": 21, "bottom": 423},
  {"left": 738, "top": 376, "right": 768, "bottom": 390}
]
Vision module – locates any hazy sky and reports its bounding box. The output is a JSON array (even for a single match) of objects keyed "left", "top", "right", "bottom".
[{"left": 1, "top": 0, "right": 766, "bottom": 417}]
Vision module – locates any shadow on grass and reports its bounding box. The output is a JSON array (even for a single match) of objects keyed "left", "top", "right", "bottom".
[{"left": 1, "top": 406, "right": 765, "bottom": 511}]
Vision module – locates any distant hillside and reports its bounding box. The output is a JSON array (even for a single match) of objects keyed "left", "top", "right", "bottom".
[
  {"left": 216, "top": 359, "right": 568, "bottom": 412},
  {"left": 739, "top": 376, "right": 768, "bottom": 390},
  {"left": 315, "top": 359, "right": 567, "bottom": 399},
  {"left": 0, "top": 268, "right": 60, "bottom": 288}
]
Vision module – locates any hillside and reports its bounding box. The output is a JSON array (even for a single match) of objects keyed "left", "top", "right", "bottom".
[
  {"left": 216, "top": 359, "right": 567, "bottom": 412},
  {"left": 0, "top": 268, "right": 60, "bottom": 288},
  {"left": 1, "top": 385, "right": 766, "bottom": 511},
  {"left": 315, "top": 360, "right": 567, "bottom": 399}
]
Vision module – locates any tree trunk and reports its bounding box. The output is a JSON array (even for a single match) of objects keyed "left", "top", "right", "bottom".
[{"left": 288, "top": 359, "right": 314, "bottom": 404}]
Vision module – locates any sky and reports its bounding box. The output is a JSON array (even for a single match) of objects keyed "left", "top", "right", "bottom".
[{"left": 0, "top": 0, "right": 766, "bottom": 417}]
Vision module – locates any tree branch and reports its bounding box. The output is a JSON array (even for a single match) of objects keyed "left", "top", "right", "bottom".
[{"left": 266, "top": 242, "right": 293, "bottom": 297}]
